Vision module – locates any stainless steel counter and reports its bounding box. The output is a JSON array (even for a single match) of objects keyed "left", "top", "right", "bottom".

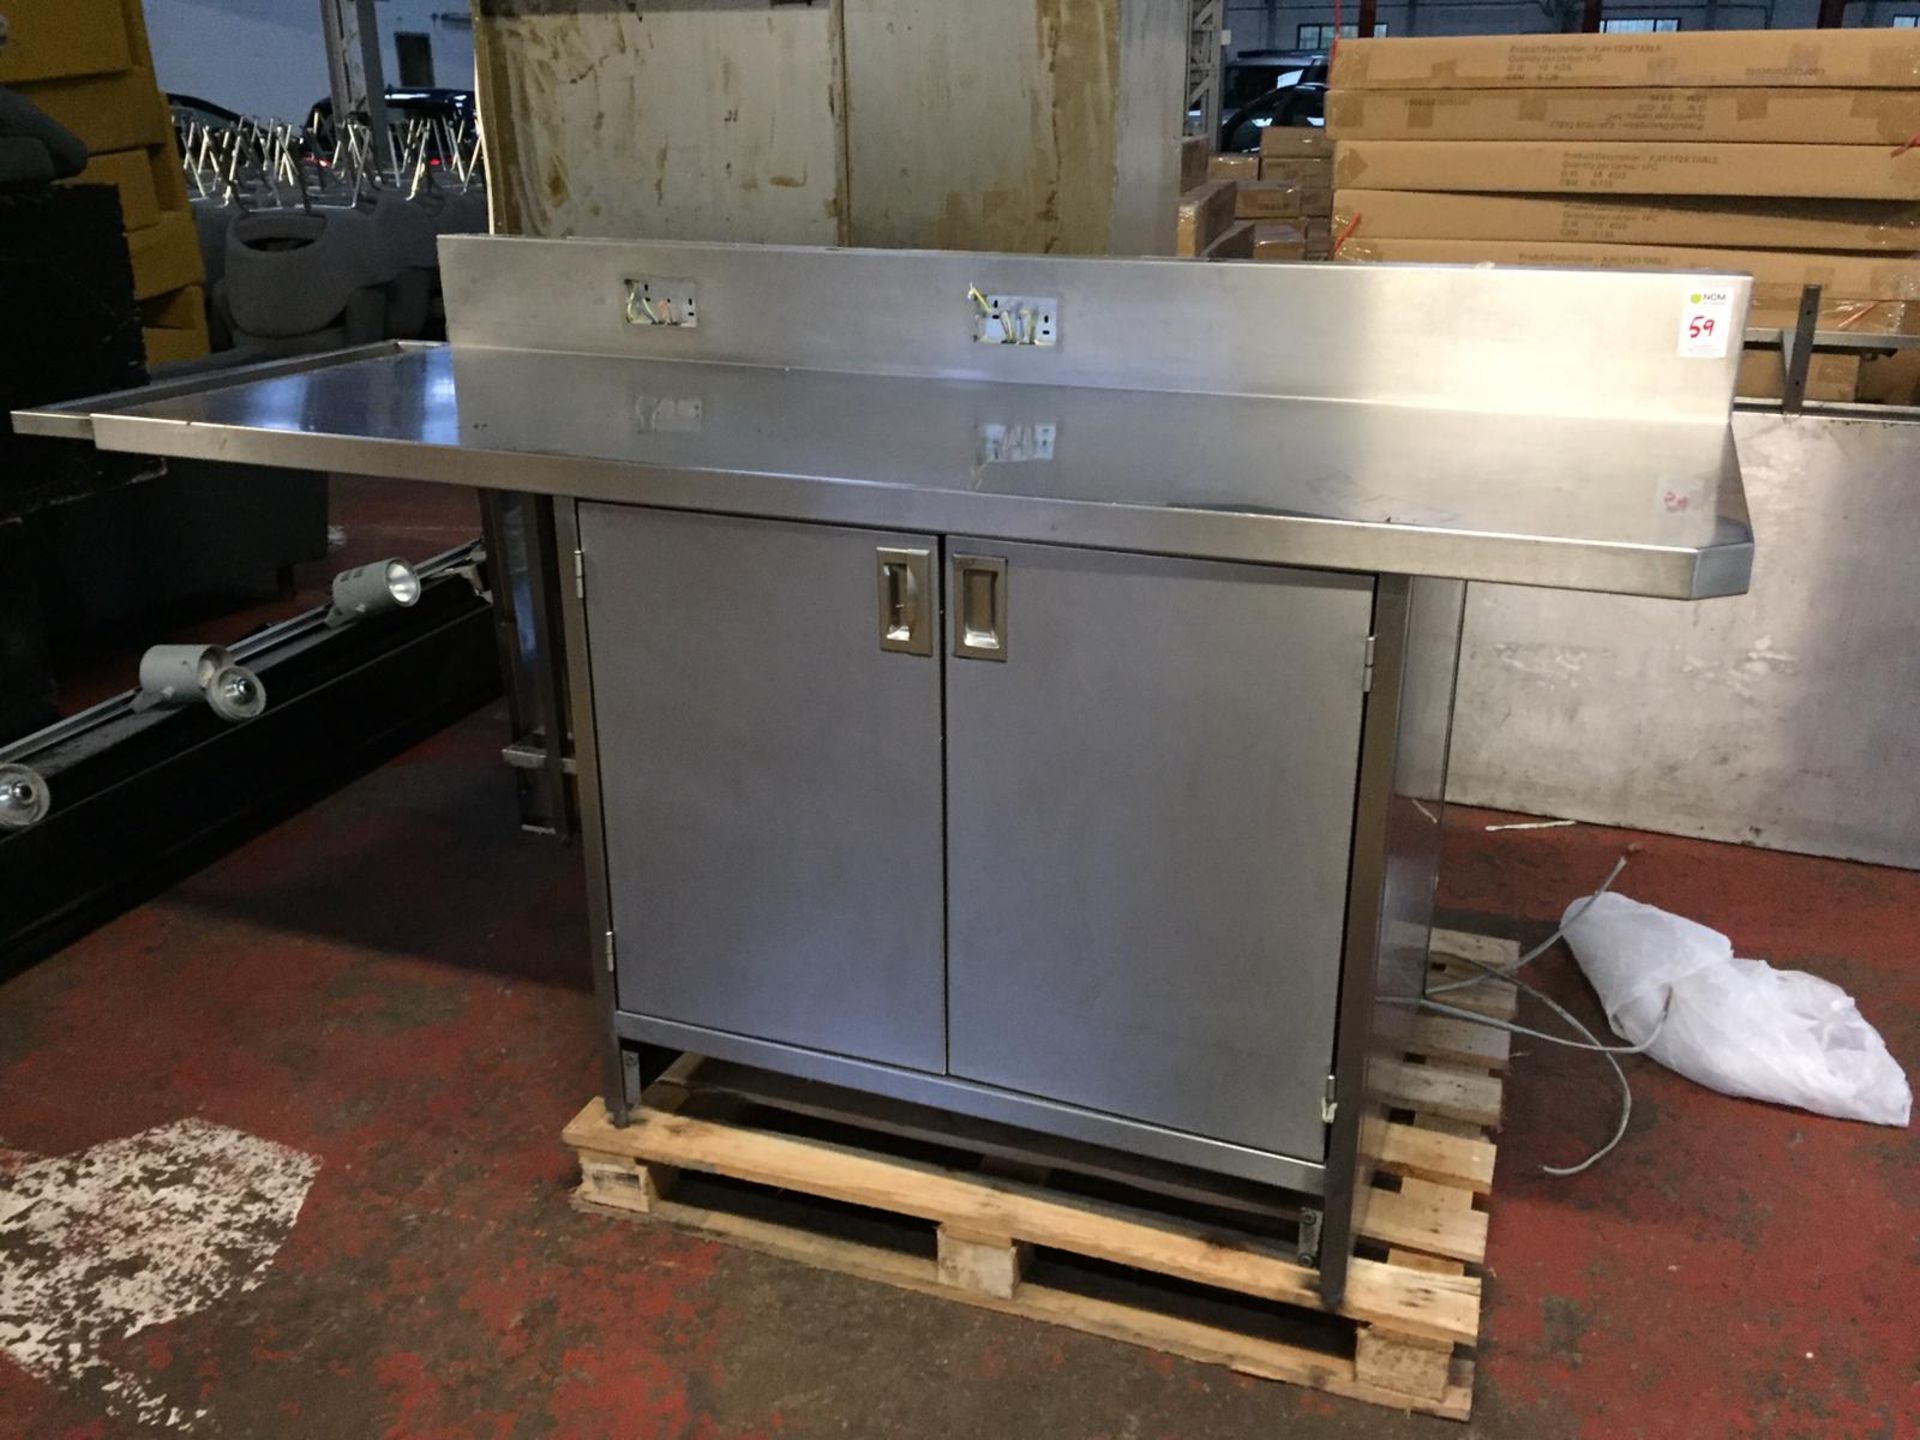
[
  {"left": 14, "top": 238, "right": 1758, "bottom": 1305},
  {"left": 25, "top": 343, "right": 1750, "bottom": 598},
  {"left": 21, "top": 236, "right": 1755, "bottom": 600}
]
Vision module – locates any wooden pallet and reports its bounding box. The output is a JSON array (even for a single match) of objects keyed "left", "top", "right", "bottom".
[{"left": 565, "top": 929, "right": 1516, "bottom": 1421}]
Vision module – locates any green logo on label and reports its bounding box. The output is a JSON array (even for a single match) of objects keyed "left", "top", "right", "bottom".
[{"left": 1690, "top": 292, "right": 1703, "bottom": 303}]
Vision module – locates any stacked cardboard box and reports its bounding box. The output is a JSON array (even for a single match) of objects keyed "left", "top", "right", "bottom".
[
  {"left": 2, "top": 0, "right": 209, "bottom": 363},
  {"left": 1257, "top": 128, "right": 1334, "bottom": 259},
  {"left": 1176, "top": 175, "right": 1251, "bottom": 258},
  {"left": 1326, "top": 29, "right": 1920, "bottom": 401},
  {"left": 1179, "top": 134, "right": 1211, "bottom": 194},
  {"left": 1178, "top": 129, "right": 1332, "bottom": 263}
]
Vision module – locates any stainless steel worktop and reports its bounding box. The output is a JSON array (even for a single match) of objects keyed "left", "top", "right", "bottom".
[
  {"left": 22, "top": 338, "right": 1750, "bottom": 599},
  {"left": 12, "top": 237, "right": 1760, "bottom": 1305}
]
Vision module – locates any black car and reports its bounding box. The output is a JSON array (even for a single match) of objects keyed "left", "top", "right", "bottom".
[
  {"left": 306, "top": 88, "right": 477, "bottom": 147},
  {"left": 166, "top": 93, "right": 245, "bottom": 129},
  {"left": 1218, "top": 70, "right": 1328, "bottom": 153},
  {"left": 1222, "top": 50, "right": 1328, "bottom": 113}
]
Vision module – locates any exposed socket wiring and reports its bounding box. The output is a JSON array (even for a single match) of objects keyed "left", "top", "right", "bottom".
[{"left": 1422, "top": 852, "right": 1661, "bottom": 1176}]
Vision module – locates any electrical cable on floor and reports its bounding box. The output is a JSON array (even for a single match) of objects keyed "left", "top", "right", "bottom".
[
  {"left": 1422, "top": 852, "right": 1666, "bottom": 1175},
  {"left": 1424, "top": 970, "right": 1669, "bottom": 1176},
  {"left": 1428, "top": 852, "right": 1630, "bottom": 996},
  {"left": 1420, "top": 996, "right": 1670, "bottom": 1055}
]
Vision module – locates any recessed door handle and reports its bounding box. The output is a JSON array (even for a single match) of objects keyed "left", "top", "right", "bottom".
[
  {"left": 876, "top": 547, "right": 932, "bottom": 656},
  {"left": 952, "top": 554, "right": 1007, "bottom": 661}
]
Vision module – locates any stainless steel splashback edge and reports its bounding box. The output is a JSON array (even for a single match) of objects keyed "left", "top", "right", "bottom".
[{"left": 440, "top": 235, "right": 1750, "bottom": 422}]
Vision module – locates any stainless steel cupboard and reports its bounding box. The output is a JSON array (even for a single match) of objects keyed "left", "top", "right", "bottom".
[
  {"left": 585, "top": 506, "right": 1380, "bottom": 1184},
  {"left": 942, "top": 539, "right": 1371, "bottom": 1166},
  {"left": 584, "top": 505, "right": 948, "bottom": 1074}
]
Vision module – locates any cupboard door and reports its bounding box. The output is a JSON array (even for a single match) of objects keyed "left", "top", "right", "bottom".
[
  {"left": 943, "top": 539, "right": 1373, "bottom": 1160},
  {"left": 582, "top": 505, "right": 946, "bottom": 1072}
]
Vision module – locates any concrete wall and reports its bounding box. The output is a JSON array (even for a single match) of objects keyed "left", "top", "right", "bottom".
[
  {"left": 144, "top": 0, "right": 476, "bottom": 121},
  {"left": 1221, "top": 0, "right": 1917, "bottom": 53}
]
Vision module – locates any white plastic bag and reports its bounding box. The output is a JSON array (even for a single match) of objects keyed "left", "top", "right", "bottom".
[{"left": 1560, "top": 892, "right": 1911, "bottom": 1127}]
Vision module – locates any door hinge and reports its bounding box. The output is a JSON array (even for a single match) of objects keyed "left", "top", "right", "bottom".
[
  {"left": 1321, "top": 1072, "right": 1339, "bottom": 1125},
  {"left": 573, "top": 548, "right": 586, "bottom": 600},
  {"left": 603, "top": 928, "right": 616, "bottom": 974},
  {"left": 1361, "top": 635, "right": 1376, "bottom": 694},
  {"left": 1296, "top": 1206, "right": 1323, "bottom": 1267}
]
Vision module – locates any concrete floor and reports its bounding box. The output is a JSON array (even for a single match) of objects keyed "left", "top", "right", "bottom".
[{"left": 2, "top": 499, "right": 1914, "bottom": 1438}]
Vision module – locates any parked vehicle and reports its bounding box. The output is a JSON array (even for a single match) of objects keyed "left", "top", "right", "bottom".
[
  {"left": 1218, "top": 77, "right": 1327, "bottom": 153},
  {"left": 305, "top": 88, "right": 476, "bottom": 151},
  {"left": 166, "top": 93, "right": 244, "bottom": 129},
  {"left": 1222, "top": 50, "right": 1328, "bottom": 113}
]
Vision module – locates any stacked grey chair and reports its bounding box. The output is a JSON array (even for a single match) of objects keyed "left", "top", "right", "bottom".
[{"left": 175, "top": 110, "right": 487, "bottom": 359}]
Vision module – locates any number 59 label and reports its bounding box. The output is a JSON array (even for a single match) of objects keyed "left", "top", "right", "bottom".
[{"left": 1677, "top": 287, "right": 1735, "bottom": 359}]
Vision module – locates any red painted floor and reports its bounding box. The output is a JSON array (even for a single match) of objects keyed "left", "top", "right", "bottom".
[{"left": 1, "top": 712, "right": 1914, "bottom": 1436}]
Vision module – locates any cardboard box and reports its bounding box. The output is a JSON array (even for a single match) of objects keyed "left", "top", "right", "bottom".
[
  {"left": 1179, "top": 135, "right": 1210, "bottom": 193},
  {"left": 1737, "top": 351, "right": 1859, "bottom": 402},
  {"left": 1204, "top": 219, "right": 1257, "bottom": 260},
  {"left": 1235, "top": 181, "right": 1302, "bottom": 220},
  {"left": 1331, "top": 30, "right": 1920, "bottom": 92},
  {"left": 1860, "top": 353, "right": 1920, "bottom": 402},
  {"left": 1764, "top": 294, "right": 1920, "bottom": 400},
  {"left": 142, "top": 326, "right": 209, "bottom": 367},
  {"left": 1333, "top": 139, "right": 1920, "bottom": 200},
  {"left": 17, "top": 68, "right": 172, "bottom": 153},
  {"left": 1176, "top": 178, "right": 1237, "bottom": 257},
  {"left": 1333, "top": 236, "right": 1920, "bottom": 300},
  {"left": 1331, "top": 190, "right": 1920, "bottom": 252},
  {"left": 1260, "top": 127, "right": 1332, "bottom": 157},
  {"left": 139, "top": 285, "right": 204, "bottom": 331},
  {"left": 141, "top": 284, "right": 211, "bottom": 365},
  {"left": 1252, "top": 222, "right": 1307, "bottom": 261},
  {"left": 127, "top": 207, "right": 204, "bottom": 299},
  {"left": 1325, "top": 87, "right": 1920, "bottom": 146},
  {"left": 1748, "top": 296, "right": 1919, "bottom": 333},
  {"left": 1258, "top": 155, "right": 1334, "bottom": 187},
  {"left": 1208, "top": 153, "right": 1260, "bottom": 182},
  {"left": 117, "top": 0, "right": 160, "bottom": 73},
  {"left": 1857, "top": 347, "right": 1920, "bottom": 403},
  {"left": 151, "top": 139, "right": 191, "bottom": 214},
  {"left": 1236, "top": 186, "right": 1328, "bottom": 222},
  {"left": 61, "top": 148, "right": 159, "bottom": 231},
  {"left": 0, "top": 0, "right": 131, "bottom": 84}
]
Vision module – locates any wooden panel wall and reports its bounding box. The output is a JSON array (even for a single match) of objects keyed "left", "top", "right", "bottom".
[
  {"left": 472, "top": 0, "right": 1182, "bottom": 255},
  {"left": 841, "top": 0, "right": 1180, "bottom": 256},
  {"left": 474, "top": 0, "right": 846, "bottom": 243}
]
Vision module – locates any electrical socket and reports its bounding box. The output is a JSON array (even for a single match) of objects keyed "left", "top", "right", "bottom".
[
  {"left": 972, "top": 294, "right": 1058, "bottom": 347},
  {"left": 634, "top": 396, "right": 704, "bottom": 433},
  {"left": 978, "top": 422, "right": 1057, "bottom": 463},
  {"left": 625, "top": 276, "right": 699, "bottom": 328}
]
